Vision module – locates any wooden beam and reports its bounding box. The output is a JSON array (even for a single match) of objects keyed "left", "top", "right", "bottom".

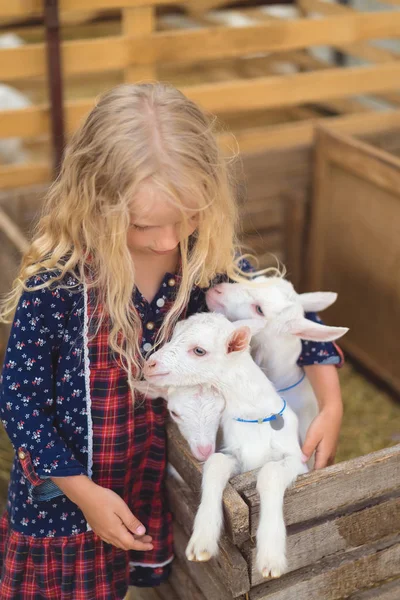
[
  {"left": 246, "top": 496, "right": 400, "bottom": 586},
  {"left": 123, "top": 6, "right": 155, "bottom": 82},
  {"left": 2, "top": 11, "right": 400, "bottom": 81},
  {"left": 0, "top": 162, "right": 51, "bottom": 190},
  {"left": 249, "top": 538, "right": 400, "bottom": 600},
  {"left": 234, "top": 444, "right": 400, "bottom": 530},
  {"left": 3, "top": 63, "right": 400, "bottom": 143},
  {"left": 0, "top": 0, "right": 179, "bottom": 19},
  {"left": 183, "top": 63, "right": 400, "bottom": 113},
  {"left": 3, "top": 109, "right": 400, "bottom": 190}
]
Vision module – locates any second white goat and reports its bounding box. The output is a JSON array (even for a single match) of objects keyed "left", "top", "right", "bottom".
[
  {"left": 206, "top": 276, "right": 348, "bottom": 448},
  {"left": 143, "top": 312, "right": 307, "bottom": 578}
]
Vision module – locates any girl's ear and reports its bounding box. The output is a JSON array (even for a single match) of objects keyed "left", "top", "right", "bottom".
[{"left": 226, "top": 326, "right": 251, "bottom": 354}]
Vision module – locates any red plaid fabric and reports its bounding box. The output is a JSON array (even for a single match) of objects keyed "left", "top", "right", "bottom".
[
  {"left": 86, "top": 284, "right": 174, "bottom": 569},
  {"left": 0, "top": 279, "right": 174, "bottom": 599}
]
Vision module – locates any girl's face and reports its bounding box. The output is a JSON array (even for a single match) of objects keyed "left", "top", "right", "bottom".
[{"left": 127, "top": 182, "right": 198, "bottom": 256}]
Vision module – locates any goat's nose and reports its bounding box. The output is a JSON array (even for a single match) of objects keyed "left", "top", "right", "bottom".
[{"left": 197, "top": 444, "right": 213, "bottom": 460}]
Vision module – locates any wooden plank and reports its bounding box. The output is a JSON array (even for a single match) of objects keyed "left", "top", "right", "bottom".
[
  {"left": 169, "top": 560, "right": 207, "bottom": 600},
  {"left": 167, "top": 476, "right": 250, "bottom": 597},
  {"left": 123, "top": 6, "right": 155, "bottom": 82},
  {"left": 0, "top": 0, "right": 178, "bottom": 19},
  {"left": 232, "top": 444, "right": 400, "bottom": 529},
  {"left": 244, "top": 495, "right": 400, "bottom": 586},
  {"left": 184, "top": 63, "right": 400, "bottom": 113},
  {"left": 249, "top": 537, "right": 400, "bottom": 600},
  {"left": 307, "top": 127, "right": 400, "bottom": 393},
  {"left": 283, "top": 191, "right": 307, "bottom": 289},
  {"left": 125, "top": 12, "right": 400, "bottom": 64},
  {"left": 349, "top": 579, "right": 400, "bottom": 599},
  {"left": 155, "top": 582, "right": 180, "bottom": 600},
  {"left": 167, "top": 421, "right": 250, "bottom": 546},
  {"left": 298, "top": 0, "right": 400, "bottom": 106},
  {"left": 3, "top": 110, "right": 400, "bottom": 192},
  {"left": 316, "top": 126, "right": 400, "bottom": 196},
  {"left": 0, "top": 162, "right": 51, "bottom": 190},
  {"left": 173, "top": 522, "right": 235, "bottom": 600},
  {"left": 3, "top": 12, "right": 400, "bottom": 81}
]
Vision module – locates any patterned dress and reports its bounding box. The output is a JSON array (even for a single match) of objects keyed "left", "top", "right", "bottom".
[{"left": 0, "top": 266, "right": 342, "bottom": 599}]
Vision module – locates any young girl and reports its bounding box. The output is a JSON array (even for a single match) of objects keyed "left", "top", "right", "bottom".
[{"left": 0, "top": 83, "right": 343, "bottom": 599}]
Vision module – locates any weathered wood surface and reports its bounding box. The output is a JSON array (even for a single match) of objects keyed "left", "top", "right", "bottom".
[
  {"left": 167, "top": 421, "right": 250, "bottom": 545},
  {"left": 166, "top": 475, "right": 250, "bottom": 597},
  {"left": 249, "top": 537, "right": 400, "bottom": 600},
  {"left": 308, "top": 127, "right": 400, "bottom": 393},
  {"left": 243, "top": 495, "right": 400, "bottom": 586},
  {"left": 169, "top": 560, "right": 207, "bottom": 600},
  {"left": 173, "top": 522, "right": 236, "bottom": 600},
  {"left": 231, "top": 444, "right": 400, "bottom": 533},
  {"left": 155, "top": 581, "right": 180, "bottom": 600},
  {"left": 169, "top": 559, "right": 206, "bottom": 600},
  {"left": 349, "top": 579, "right": 400, "bottom": 599}
]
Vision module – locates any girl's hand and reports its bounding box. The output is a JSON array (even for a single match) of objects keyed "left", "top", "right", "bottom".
[
  {"left": 79, "top": 484, "right": 154, "bottom": 551},
  {"left": 51, "top": 475, "right": 153, "bottom": 551},
  {"left": 302, "top": 406, "right": 342, "bottom": 469}
]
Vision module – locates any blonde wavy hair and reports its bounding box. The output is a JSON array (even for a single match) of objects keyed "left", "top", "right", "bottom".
[{"left": 0, "top": 82, "right": 276, "bottom": 391}]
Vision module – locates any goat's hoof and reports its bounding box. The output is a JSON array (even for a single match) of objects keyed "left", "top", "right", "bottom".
[
  {"left": 186, "top": 549, "right": 212, "bottom": 562},
  {"left": 262, "top": 567, "right": 283, "bottom": 579},
  {"left": 258, "top": 553, "right": 287, "bottom": 579}
]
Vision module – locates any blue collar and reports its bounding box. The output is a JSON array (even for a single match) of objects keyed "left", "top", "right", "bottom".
[
  {"left": 277, "top": 369, "right": 305, "bottom": 394},
  {"left": 233, "top": 397, "right": 287, "bottom": 424}
]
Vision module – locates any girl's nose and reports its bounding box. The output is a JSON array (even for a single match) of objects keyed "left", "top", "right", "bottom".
[{"left": 155, "top": 227, "right": 179, "bottom": 251}]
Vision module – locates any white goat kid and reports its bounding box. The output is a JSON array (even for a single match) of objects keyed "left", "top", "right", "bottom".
[
  {"left": 143, "top": 313, "right": 307, "bottom": 578},
  {"left": 136, "top": 381, "right": 224, "bottom": 462},
  {"left": 206, "top": 276, "right": 348, "bottom": 449}
]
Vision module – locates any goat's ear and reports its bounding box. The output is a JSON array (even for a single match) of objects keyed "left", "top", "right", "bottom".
[
  {"left": 298, "top": 292, "right": 337, "bottom": 313},
  {"left": 285, "top": 317, "right": 348, "bottom": 342},
  {"left": 232, "top": 319, "right": 265, "bottom": 336},
  {"left": 226, "top": 326, "right": 251, "bottom": 354}
]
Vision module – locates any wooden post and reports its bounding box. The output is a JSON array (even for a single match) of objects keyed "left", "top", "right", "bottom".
[
  {"left": 123, "top": 5, "right": 156, "bottom": 83},
  {"left": 44, "top": 0, "right": 65, "bottom": 178}
]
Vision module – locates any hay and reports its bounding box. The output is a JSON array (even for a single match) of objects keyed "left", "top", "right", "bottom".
[{"left": 337, "top": 363, "right": 400, "bottom": 462}]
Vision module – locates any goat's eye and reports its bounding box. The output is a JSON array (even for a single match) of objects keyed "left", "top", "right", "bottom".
[
  {"left": 193, "top": 347, "right": 207, "bottom": 357},
  {"left": 170, "top": 410, "right": 180, "bottom": 420},
  {"left": 255, "top": 305, "right": 264, "bottom": 316}
]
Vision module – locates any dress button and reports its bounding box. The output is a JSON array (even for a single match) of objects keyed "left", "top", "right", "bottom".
[
  {"left": 18, "top": 451, "right": 26, "bottom": 460},
  {"left": 146, "top": 322, "right": 155, "bottom": 331},
  {"left": 156, "top": 298, "right": 165, "bottom": 308},
  {"left": 168, "top": 278, "right": 176, "bottom": 287},
  {"left": 143, "top": 342, "right": 152, "bottom": 352}
]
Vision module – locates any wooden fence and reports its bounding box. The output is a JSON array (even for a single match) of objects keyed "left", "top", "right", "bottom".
[{"left": 1, "top": 0, "right": 400, "bottom": 190}]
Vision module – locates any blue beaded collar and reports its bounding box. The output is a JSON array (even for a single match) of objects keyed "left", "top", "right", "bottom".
[{"left": 233, "top": 397, "right": 286, "bottom": 424}]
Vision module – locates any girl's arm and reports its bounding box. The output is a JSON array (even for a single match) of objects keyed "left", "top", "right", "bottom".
[
  {"left": 0, "top": 274, "right": 86, "bottom": 501},
  {"left": 301, "top": 364, "right": 343, "bottom": 469}
]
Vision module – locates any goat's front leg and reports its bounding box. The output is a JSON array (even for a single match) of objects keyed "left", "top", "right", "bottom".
[
  {"left": 256, "top": 455, "right": 307, "bottom": 578},
  {"left": 186, "top": 453, "right": 239, "bottom": 562}
]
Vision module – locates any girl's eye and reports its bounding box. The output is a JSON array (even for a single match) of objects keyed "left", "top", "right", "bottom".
[
  {"left": 193, "top": 347, "right": 207, "bottom": 357},
  {"left": 255, "top": 305, "right": 264, "bottom": 316},
  {"left": 132, "top": 225, "right": 149, "bottom": 232}
]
